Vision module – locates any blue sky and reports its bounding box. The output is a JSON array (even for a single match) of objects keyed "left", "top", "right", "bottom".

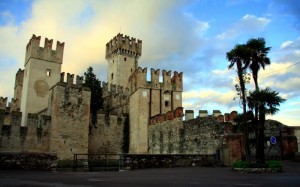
[{"left": 0, "top": 0, "right": 299, "bottom": 126}]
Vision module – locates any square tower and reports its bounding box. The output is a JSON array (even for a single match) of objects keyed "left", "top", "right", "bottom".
[
  {"left": 20, "top": 34, "right": 64, "bottom": 126},
  {"left": 105, "top": 33, "right": 142, "bottom": 89}
]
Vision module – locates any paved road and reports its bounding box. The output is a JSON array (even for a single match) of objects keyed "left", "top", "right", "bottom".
[{"left": 0, "top": 161, "right": 300, "bottom": 187}]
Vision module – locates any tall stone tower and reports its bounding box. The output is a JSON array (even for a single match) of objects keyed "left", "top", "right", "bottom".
[
  {"left": 20, "top": 34, "right": 64, "bottom": 126},
  {"left": 105, "top": 33, "right": 142, "bottom": 89}
]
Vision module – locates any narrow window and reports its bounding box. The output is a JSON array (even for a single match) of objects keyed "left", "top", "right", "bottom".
[
  {"left": 46, "top": 69, "right": 51, "bottom": 77},
  {"left": 165, "top": 100, "right": 169, "bottom": 107},
  {"left": 111, "top": 73, "right": 114, "bottom": 80},
  {"left": 124, "top": 57, "right": 127, "bottom": 61}
]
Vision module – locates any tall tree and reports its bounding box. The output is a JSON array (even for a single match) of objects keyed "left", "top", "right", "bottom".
[
  {"left": 83, "top": 67, "right": 103, "bottom": 126},
  {"left": 247, "top": 87, "right": 286, "bottom": 164},
  {"left": 245, "top": 38, "right": 271, "bottom": 162},
  {"left": 245, "top": 38, "right": 271, "bottom": 91},
  {"left": 227, "top": 44, "right": 251, "bottom": 161}
]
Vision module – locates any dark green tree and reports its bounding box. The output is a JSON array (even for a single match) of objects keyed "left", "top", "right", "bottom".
[
  {"left": 247, "top": 87, "right": 286, "bottom": 164},
  {"left": 227, "top": 44, "right": 251, "bottom": 161},
  {"left": 83, "top": 66, "right": 103, "bottom": 126}
]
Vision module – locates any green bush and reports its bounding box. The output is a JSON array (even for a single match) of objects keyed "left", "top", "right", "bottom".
[
  {"left": 232, "top": 160, "right": 249, "bottom": 168},
  {"left": 232, "top": 160, "right": 282, "bottom": 170},
  {"left": 266, "top": 160, "right": 282, "bottom": 170}
]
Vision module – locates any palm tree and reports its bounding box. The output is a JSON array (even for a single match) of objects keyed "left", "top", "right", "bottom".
[
  {"left": 244, "top": 38, "right": 271, "bottom": 162},
  {"left": 247, "top": 87, "right": 286, "bottom": 164},
  {"left": 245, "top": 38, "right": 271, "bottom": 91},
  {"left": 227, "top": 44, "right": 251, "bottom": 161}
]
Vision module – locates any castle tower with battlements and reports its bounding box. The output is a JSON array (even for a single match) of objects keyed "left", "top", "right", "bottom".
[
  {"left": 20, "top": 34, "right": 65, "bottom": 126},
  {"left": 105, "top": 33, "right": 142, "bottom": 89}
]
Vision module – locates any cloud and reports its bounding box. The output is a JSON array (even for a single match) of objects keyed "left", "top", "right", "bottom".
[
  {"left": 280, "top": 40, "right": 293, "bottom": 49},
  {"left": 217, "top": 14, "right": 271, "bottom": 40},
  {"left": 183, "top": 89, "right": 236, "bottom": 107},
  {"left": 0, "top": 0, "right": 206, "bottom": 98},
  {"left": 258, "top": 38, "right": 300, "bottom": 98}
]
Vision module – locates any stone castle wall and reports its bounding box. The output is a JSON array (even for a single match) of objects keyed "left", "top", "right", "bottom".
[
  {"left": 47, "top": 74, "right": 91, "bottom": 160},
  {"left": 0, "top": 72, "right": 91, "bottom": 160},
  {"left": 149, "top": 117, "right": 224, "bottom": 155},
  {"left": 88, "top": 113, "right": 127, "bottom": 154},
  {"left": 0, "top": 111, "right": 51, "bottom": 153}
]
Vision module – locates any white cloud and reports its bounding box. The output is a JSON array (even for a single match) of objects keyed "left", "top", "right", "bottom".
[
  {"left": 242, "top": 14, "right": 270, "bottom": 27},
  {"left": 280, "top": 40, "right": 293, "bottom": 48},
  {"left": 0, "top": 0, "right": 205, "bottom": 99},
  {"left": 217, "top": 14, "right": 271, "bottom": 40}
]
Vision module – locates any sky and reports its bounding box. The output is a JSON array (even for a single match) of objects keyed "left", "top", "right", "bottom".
[{"left": 0, "top": 0, "right": 299, "bottom": 126}]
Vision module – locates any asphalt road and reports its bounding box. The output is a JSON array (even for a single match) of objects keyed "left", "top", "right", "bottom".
[{"left": 0, "top": 161, "right": 299, "bottom": 187}]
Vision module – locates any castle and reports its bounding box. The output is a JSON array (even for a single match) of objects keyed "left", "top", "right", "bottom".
[
  {"left": 0, "top": 34, "right": 185, "bottom": 160},
  {"left": 0, "top": 34, "right": 298, "bottom": 165}
]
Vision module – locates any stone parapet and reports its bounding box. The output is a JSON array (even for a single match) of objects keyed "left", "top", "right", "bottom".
[
  {"left": 25, "top": 34, "right": 64, "bottom": 66},
  {"left": 0, "top": 152, "right": 57, "bottom": 170}
]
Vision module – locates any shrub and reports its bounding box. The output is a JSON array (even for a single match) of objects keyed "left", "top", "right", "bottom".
[
  {"left": 232, "top": 160, "right": 249, "bottom": 168},
  {"left": 266, "top": 160, "right": 282, "bottom": 170}
]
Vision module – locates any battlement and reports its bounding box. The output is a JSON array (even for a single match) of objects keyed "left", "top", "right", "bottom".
[
  {"left": 57, "top": 72, "right": 85, "bottom": 87},
  {"left": 185, "top": 110, "right": 238, "bottom": 122},
  {"left": 102, "top": 82, "right": 129, "bottom": 97},
  {"left": 14, "top": 69, "right": 24, "bottom": 88},
  {"left": 0, "top": 97, "right": 8, "bottom": 110},
  {"left": 25, "top": 34, "right": 65, "bottom": 66},
  {"left": 149, "top": 107, "right": 183, "bottom": 125},
  {"left": 105, "top": 33, "right": 142, "bottom": 59},
  {"left": 129, "top": 67, "right": 183, "bottom": 92}
]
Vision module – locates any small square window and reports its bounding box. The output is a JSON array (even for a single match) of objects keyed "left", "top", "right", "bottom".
[{"left": 165, "top": 101, "right": 169, "bottom": 107}]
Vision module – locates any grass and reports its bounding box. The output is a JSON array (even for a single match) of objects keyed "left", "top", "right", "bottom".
[{"left": 232, "top": 160, "right": 282, "bottom": 171}]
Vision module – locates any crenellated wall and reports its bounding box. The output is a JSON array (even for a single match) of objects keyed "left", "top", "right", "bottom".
[
  {"left": 89, "top": 113, "right": 127, "bottom": 154},
  {"left": 184, "top": 110, "right": 238, "bottom": 123},
  {"left": 25, "top": 34, "right": 64, "bottom": 66},
  {"left": 0, "top": 72, "right": 90, "bottom": 160},
  {"left": 0, "top": 97, "right": 7, "bottom": 110},
  {"left": 47, "top": 72, "right": 91, "bottom": 160},
  {"left": 0, "top": 110, "right": 50, "bottom": 153},
  {"left": 105, "top": 33, "right": 142, "bottom": 59},
  {"left": 13, "top": 69, "right": 24, "bottom": 110},
  {"left": 129, "top": 67, "right": 183, "bottom": 93},
  {"left": 21, "top": 35, "right": 64, "bottom": 126}
]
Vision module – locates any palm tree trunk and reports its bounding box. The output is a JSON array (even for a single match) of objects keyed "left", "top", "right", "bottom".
[
  {"left": 238, "top": 62, "right": 250, "bottom": 161},
  {"left": 258, "top": 104, "right": 265, "bottom": 164},
  {"left": 252, "top": 73, "right": 260, "bottom": 162}
]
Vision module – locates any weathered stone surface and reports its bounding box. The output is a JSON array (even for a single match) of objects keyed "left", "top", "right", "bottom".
[
  {"left": 122, "top": 154, "right": 215, "bottom": 169},
  {"left": 0, "top": 152, "right": 57, "bottom": 170},
  {"left": 88, "top": 113, "right": 125, "bottom": 154}
]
